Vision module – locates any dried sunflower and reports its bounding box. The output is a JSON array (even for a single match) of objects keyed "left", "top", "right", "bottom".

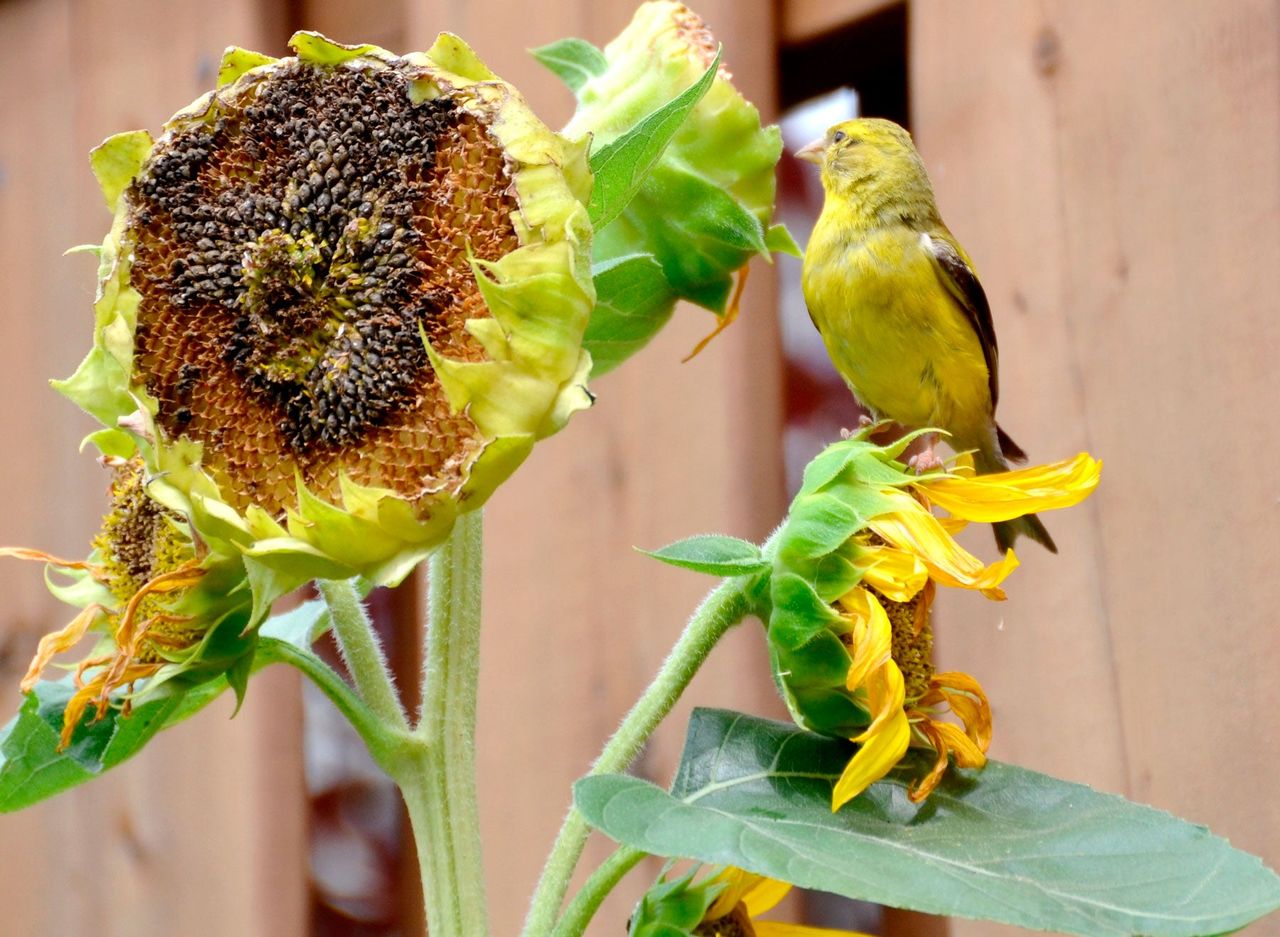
[{"left": 58, "top": 32, "right": 594, "bottom": 598}]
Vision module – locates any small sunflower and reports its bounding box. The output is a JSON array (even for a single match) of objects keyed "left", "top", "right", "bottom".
[
  {"left": 768, "top": 430, "right": 1100, "bottom": 809},
  {"left": 58, "top": 31, "right": 594, "bottom": 598},
  {"left": 630, "top": 865, "right": 870, "bottom": 937},
  {"left": 3, "top": 458, "right": 254, "bottom": 748}
]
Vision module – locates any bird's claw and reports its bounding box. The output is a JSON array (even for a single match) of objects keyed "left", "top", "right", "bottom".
[{"left": 908, "top": 449, "right": 945, "bottom": 474}]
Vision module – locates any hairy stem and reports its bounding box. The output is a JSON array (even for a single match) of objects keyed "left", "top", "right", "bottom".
[
  {"left": 551, "top": 847, "right": 647, "bottom": 937},
  {"left": 318, "top": 577, "right": 408, "bottom": 732},
  {"left": 522, "top": 578, "right": 753, "bottom": 936},
  {"left": 398, "top": 510, "right": 489, "bottom": 937}
]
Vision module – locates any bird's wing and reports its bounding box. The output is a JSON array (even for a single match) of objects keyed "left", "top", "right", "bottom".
[{"left": 921, "top": 231, "right": 1000, "bottom": 407}]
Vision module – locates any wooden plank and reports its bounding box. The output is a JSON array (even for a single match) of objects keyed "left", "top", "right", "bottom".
[
  {"left": 910, "top": 0, "right": 1280, "bottom": 934},
  {"left": 402, "top": 2, "right": 788, "bottom": 932},
  {"left": 781, "top": 0, "right": 901, "bottom": 45},
  {"left": 0, "top": 2, "right": 307, "bottom": 935}
]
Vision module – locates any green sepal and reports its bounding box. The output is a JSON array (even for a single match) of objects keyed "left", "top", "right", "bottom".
[
  {"left": 217, "top": 47, "right": 277, "bottom": 87},
  {"left": 765, "top": 222, "right": 802, "bottom": 257},
  {"left": 89, "top": 130, "right": 153, "bottom": 211},
  {"left": 628, "top": 866, "right": 721, "bottom": 937},
  {"left": 289, "top": 31, "right": 383, "bottom": 66},
  {"left": 584, "top": 253, "right": 676, "bottom": 376},
  {"left": 531, "top": 38, "right": 607, "bottom": 93},
  {"left": 639, "top": 534, "right": 768, "bottom": 577},
  {"left": 586, "top": 50, "right": 719, "bottom": 231},
  {"left": 767, "top": 571, "right": 844, "bottom": 650}
]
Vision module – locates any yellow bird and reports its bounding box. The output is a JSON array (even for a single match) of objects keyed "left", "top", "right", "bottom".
[{"left": 797, "top": 117, "right": 1055, "bottom": 553}]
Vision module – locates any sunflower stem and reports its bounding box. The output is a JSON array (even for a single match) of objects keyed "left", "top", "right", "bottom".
[
  {"left": 522, "top": 577, "right": 753, "bottom": 936},
  {"left": 398, "top": 509, "right": 489, "bottom": 937},
  {"left": 317, "top": 577, "right": 409, "bottom": 732},
  {"left": 550, "top": 847, "right": 647, "bottom": 937}
]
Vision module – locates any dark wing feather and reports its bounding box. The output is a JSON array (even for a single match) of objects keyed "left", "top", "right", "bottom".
[{"left": 924, "top": 232, "right": 1000, "bottom": 407}]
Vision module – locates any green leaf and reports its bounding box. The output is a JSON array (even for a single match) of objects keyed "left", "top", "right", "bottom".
[
  {"left": 576, "top": 709, "right": 1280, "bottom": 937},
  {"left": 584, "top": 254, "right": 677, "bottom": 376},
  {"left": 639, "top": 535, "right": 768, "bottom": 577},
  {"left": 765, "top": 222, "right": 802, "bottom": 257},
  {"left": 587, "top": 50, "right": 720, "bottom": 231},
  {"left": 531, "top": 38, "right": 607, "bottom": 94},
  {"left": 0, "top": 595, "right": 335, "bottom": 812}
]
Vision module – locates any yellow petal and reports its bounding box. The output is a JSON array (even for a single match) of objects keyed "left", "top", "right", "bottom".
[
  {"left": 867, "top": 495, "right": 1018, "bottom": 599},
  {"left": 706, "top": 867, "right": 764, "bottom": 918},
  {"left": 914, "top": 452, "right": 1102, "bottom": 523},
  {"left": 854, "top": 544, "right": 927, "bottom": 603},
  {"left": 932, "top": 720, "right": 987, "bottom": 769},
  {"left": 19, "top": 604, "right": 108, "bottom": 692},
  {"left": 838, "top": 588, "right": 892, "bottom": 691},
  {"left": 931, "top": 671, "right": 992, "bottom": 751},
  {"left": 755, "top": 922, "right": 876, "bottom": 936},
  {"left": 832, "top": 705, "right": 910, "bottom": 810},
  {"left": 909, "top": 718, "right": 953, "bottom": 802},
  {"left": 741, "top": 876, "right": 793, "bottom": 916},
  {"left": 851, "top": 660, "right": 905, "bottom": 743}
]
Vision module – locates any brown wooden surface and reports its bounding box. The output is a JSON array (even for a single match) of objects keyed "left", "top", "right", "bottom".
[
  {"left": 0, "top": 2, "right": 307, "bottom": 935},
  {"left": 910, "top": 0, "right": 1280, "bottom": 934},
  {"left": 403, "top": 3, "right": 789, "bottom": 932},
  {"left": 781, "top": 0, "right": 900, "bottom": 45}
]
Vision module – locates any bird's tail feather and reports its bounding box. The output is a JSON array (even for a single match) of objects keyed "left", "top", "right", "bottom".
[
  {"left": 996, "top": 423, "right": 1028, "bottom": 463},
  {"left": 976, "top": 436, "right": 1058, "bottom": 554}
]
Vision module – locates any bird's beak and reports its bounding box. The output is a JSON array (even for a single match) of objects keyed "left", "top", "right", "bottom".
[{"left": 794, "top": 138, "right": 825, "bottom": 165}]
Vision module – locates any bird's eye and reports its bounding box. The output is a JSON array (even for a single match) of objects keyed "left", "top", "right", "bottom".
[{"left": 832, "top": 130, "right": 846, "bottom": 143}]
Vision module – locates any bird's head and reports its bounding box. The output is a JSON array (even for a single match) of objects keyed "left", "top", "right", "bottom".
[{"left": 795, "top": 118, "right": 936, "bottom": 215}]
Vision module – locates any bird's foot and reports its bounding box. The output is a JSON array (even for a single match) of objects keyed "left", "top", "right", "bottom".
[
  {"left": 908, "top": 448, "right": 946, "bottom": 474},
  {"left": 840, "top": 414, "right": 876, "bottom": 439}
]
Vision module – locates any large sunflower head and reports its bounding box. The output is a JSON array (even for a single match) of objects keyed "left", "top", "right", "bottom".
[
  {"left": 767, "top": 429, "right": 1100, "bottom": 809},
  {"left": 3, "top": 457, "right": 254, "bottom": 748},
  {"left": 58, "top": 32, "right": 594, "bottom": 594}
]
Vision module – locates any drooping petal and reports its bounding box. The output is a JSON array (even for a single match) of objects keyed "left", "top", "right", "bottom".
[
  {"left": 914, "top": 452, "right": 1102, "bottom": 522},
  {"left": 837, "top": 587, "right": 892, "bottom": 692},
  {"left": 19, "top": 604, "right": 107, "bottom": 692},
  {"left": 832, "top": 703, "right": 910, "bottom": 810},
  {"left": 706, "top": 867, "right": 766, "bottom": 918},
  {"left": 932, "top": 720, "right": 987, "bottom": 769},
  {"left": 931, "top": 671, "right": 992, "bottom": 751},
  {"left": 851, "top": 660, "right": 905, "bottom": 743},
  {"left": 853, "top": 543, "right": 927, "bottom": 603},
  {"left": 867, "top": 494, "right": 1018, "bottom": 599},
  {"left": 910, "top": 717, "right": 953, "bottom": 802}
]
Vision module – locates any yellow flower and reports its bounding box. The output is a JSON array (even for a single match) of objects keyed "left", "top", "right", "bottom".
[
  {"left": 768, "top": 433, "right": 1101, "bottom": 810},
  {"left": 2, "top": 459, "right": 253, "bottom": 748},
  {"left": 696, "top": 867, "right": 871, "bottom": 936}
]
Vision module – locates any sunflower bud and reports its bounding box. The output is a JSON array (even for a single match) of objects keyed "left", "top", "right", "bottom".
[
  {"left": 57, "top": 32, "right": 594, "bottom": 595},
  {"left": 767, "top": 429, "right": 1101, "bottom": 808},
  {"left": 2, "top": 456, "right": 254, "bottom": 748},
  {"left": 554, "top": 1, "right": 793, "bottom": 371}
]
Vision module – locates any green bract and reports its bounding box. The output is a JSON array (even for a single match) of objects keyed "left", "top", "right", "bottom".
[
  {"left": 626, "top": 867, "right": 720, "bottom": 937},
  {"left": 59, "top": 31, "right": 594, "bottom": 614},
  {"left": 767, "top": 431, "right": 925, "bottom": 738},
  {"left": 543, "top": 0, "right": 798, "bottom": 374}
]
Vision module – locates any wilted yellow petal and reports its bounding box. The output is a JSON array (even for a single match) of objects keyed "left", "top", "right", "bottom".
[
  {"left": 854, "top": 544, "right": 927, "bottom": 603},
  {"left": 931, "top": 671, "right": 992, "bottom": 751},
  {"left": 915, "top": 452, "right": 1102, "bottom": 523},
  {"left": 19, "top": 604, "right": 107, "bottom": 692},
  {"left": 838, "top": 588, "right": 892, "bottom": 692},
  {"left": 0, "top": 547, "right": 95, "bottom": 570},
  {"left": 832, "top": 704, "right": 910, "bottom": 810},
  {"left": 932, "top": 720, "right": 987, "bottom": 769}
]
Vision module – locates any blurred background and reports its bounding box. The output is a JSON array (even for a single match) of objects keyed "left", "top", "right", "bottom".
[{"left": 1, "top": 0, "right": 1277, "bottom": 934}]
